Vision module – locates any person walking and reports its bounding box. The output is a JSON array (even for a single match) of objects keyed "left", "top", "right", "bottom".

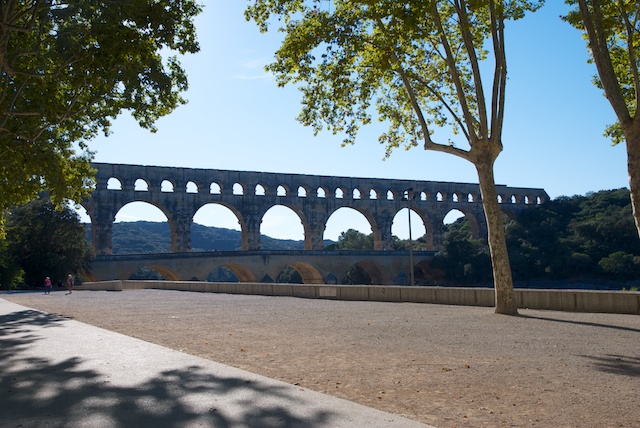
[
  {"left": 66, "top": 273, "right": 74, "bottom": 294},
  {"left": 44, "top": 277, "right": 52, "bottom": 295}
]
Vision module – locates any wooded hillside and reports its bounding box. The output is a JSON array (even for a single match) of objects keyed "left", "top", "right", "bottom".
[{"left": 87, "top": 222, "right": 320, "bottom": 253}]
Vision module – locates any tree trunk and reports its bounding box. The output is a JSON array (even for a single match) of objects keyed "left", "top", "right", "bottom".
[
  {"left": 475, "top": 159, "right": 518, "bottom": 315},
  {"left": 625, "top": 122, "right": 640, "bottom": 238}
]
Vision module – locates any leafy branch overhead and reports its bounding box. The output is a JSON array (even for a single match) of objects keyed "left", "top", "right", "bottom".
[
  {"left": 246, "top": 1, "right": 541, "bottom": 162},
  {"left": 563, "top": 0, "right": 640, "bottom": 238},
  {"left": 564, "top": 0, "right": 640, "bottom": 146},
  {"left": 0, "top": 0, "right": 202, "bottom": 212}
]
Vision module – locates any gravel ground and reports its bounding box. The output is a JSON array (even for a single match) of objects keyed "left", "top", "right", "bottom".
[{"left": 3, "top": 289, "right": 639, "bottom": 428}]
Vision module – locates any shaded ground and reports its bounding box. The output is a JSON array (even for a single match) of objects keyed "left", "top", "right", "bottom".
[{"left": 3, "top": 289, "right": 639, "bottom": 427}]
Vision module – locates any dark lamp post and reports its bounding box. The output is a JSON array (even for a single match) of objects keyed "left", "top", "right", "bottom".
[{"left": 404, "top": 188, "right": 415, "bottom": 286}]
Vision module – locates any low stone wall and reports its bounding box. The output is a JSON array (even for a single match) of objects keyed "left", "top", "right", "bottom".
[{"left": 78, "top": 281, "right": 640, "bottom": 315}]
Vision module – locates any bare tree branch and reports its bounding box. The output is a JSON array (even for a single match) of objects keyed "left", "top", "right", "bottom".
[
  {"left": 455, "top": 0, "right": 489, "bottom": 139},
  {"left": 617, "top": 0, "right": 640, "bottom": 114},
  {"left": 431, "top": 1, "right": 479, "bottom": 144},
  {"left": 489, "top": 0, "right": 507, "bottom": 143},
  {"left": 578, "top": 0, "right": 632, "bottom": 124}
]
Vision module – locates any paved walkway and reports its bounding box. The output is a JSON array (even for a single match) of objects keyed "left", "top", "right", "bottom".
[{"left": 1, "top": 297, "right": 433, "bottom": 427}]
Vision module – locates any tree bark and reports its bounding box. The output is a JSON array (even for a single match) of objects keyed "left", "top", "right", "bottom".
[
  {"left": 475, "top": 158, "right": 518, "bottom": 315},
  {"left": 625, "top": 122, "right": 640, "bottom": 237}
]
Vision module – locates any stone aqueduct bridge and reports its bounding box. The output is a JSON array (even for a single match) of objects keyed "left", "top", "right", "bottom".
[{"left": 82, "top": 162, "right": 548, "bottom": 284}]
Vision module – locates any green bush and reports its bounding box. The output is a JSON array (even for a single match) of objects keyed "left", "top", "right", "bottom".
[{"left": 598, "top": 252, "right": 640, "bottom": 280}]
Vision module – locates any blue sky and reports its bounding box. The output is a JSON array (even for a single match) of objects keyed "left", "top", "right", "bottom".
[{"left": 82, "top": 2, "right": 628, "bottom": 241}]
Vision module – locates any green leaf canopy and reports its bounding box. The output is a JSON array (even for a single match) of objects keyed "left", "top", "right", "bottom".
[
  {"left": 246, "top": 0, "right": 542, "bottom": 159},
  {"left": 0, "top": 0, "right": 202, "bottom": 211}
]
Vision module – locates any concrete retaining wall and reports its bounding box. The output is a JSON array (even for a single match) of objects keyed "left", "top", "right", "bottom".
[{"left": 78, "top": 281, "right": 640, "bottom": 315}]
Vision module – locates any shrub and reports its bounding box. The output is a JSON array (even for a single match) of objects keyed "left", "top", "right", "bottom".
[{"left": 598, "top": 252, "right": 640, "bottom": 280}]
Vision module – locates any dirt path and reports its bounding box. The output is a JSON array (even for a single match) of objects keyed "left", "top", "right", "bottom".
[{"left": 3, "top": 289, "right": 639, "bottom": 427}]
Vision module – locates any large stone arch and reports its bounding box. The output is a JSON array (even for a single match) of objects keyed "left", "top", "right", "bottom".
[
  {"left": 413, "top": 258, "right": 444, "bottom": 285},
  {"left": 120, "top": 200, "right": 169, "bottom": 217},
  {"left": 351, "top": 259, "right": 391, "bottom": 285},
  {"left": 325, "top": 206, "right": 379, "bottom": 246},
  {"left": 110, "top": 201, "right": 173, "bottom": 252},
  {"left": 216, "top": 263, "right": 257, "bottom": 283},
  {"left": 441, "top": 207, "right": 484, "bottom": 239},
  {"left": 392, "top": 206, "right": 436, "bottom": 250},
  {"left": 260, "top": 204, "right": 308, "bottom": 247},
  {"left": 287, "top": 261, "right": 324, "bottom": 284},
  {"left": 192, "top": 202, "right": 244, "bottom": 247},
  {"left": 144, "top": 264, "right": 181, "bottom": 281},
  {"left": 194, "top": 201, "right": 249, "bottom": 250}
]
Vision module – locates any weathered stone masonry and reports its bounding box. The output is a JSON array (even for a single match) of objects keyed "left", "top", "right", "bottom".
[{"left": 82, "top": 162, "right": 548, "bottom": 256}]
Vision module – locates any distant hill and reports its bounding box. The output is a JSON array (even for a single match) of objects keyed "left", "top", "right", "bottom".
[{"left": 86, "top": 221, "right": 334, "bottom": 254}]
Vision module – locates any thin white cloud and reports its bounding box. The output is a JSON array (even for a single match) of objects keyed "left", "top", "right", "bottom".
[
  {"left": 242, "top": 58, "right": 269, "bottom": 69},
  {"left": 231, "top": 58, "right": 274, "bottom": 80},
  {"left": 232, "top": 73, "right": 273, "bottom": 81}
]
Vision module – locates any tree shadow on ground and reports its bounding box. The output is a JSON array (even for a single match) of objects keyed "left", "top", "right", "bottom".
[
  {"left": 1, "top": 309, "right": 336, "bottom": 427},
  {"left": 518, "top": 313, "right": 640, "bottom": 334},
  {"left": 580, "top": 354, "right": 640, "bottom": 378},
  {"left": 516, "top": 313, "right": 640, "bottom": 378}
]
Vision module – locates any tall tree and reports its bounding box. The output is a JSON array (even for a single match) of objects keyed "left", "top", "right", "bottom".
[
  {"left": 246, "top": 0, "right": 542, "bottom": 314},
  {"left": 5, "top": 199, "right": 93, "bottom": 288},
  {"left": 0, "top": 235, "right": 20, "bottom": 289},
  {"left": 0, "top": 1, "right": 202, "bottom": 222},
  {"left": 563, "top": 1, "right": 640, "bottom": 237}
]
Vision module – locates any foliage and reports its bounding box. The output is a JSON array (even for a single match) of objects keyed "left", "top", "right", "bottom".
[
  {"left": 598, "top": 252, "right": 640, "bottom": 279},
  {"left": 505, "top": 188, "right": 640, "bottom": 281},
  {"left": 432, "top": 217, "right": 492, "bottom": 284},
  {"left": 0, "top": 237, "right": 21, "bottom": 288},
  {"left": 276, "top": 265, "right": 303, "bottom": 283},
  {"left": 0, "top": 1, "right": 202, "bottom": 217},
  {"left": 323, "top": 227, "right": 433, "bottom": 252},
  {"left": 563, "top": 0, "right": 640, "bottom": 146},
  {"left": 341, "top": 264, "right": 372, "bottom": 285},
  {"left": 129, "top": 267, "right": 164, "bottom": 281},
  {"left": 108, "top": 222, "right": 172, "bottom": 254},
  {"left": 433, "top": 189, "right": 640, "bottom": 285},
  {"left": 191, "top": 223, "right": 243, "bottom": 251},
  {"left": 3, "top": 199, "right": 93, "bottom": 288},
  {"left": 99, "top": 221, "right": 312, "bottom": 254},
  {"left": 207, "top": 266, "right": 239, "bottom": 283},
  {"left": 393, "top": 232, "right": 432, "bottom": 251},
  {"left": 505, "top": 195, "right": 580, "bottom": 279},
  {"left": 325, "top": 229, "right": 374, "bottom": 250}
]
